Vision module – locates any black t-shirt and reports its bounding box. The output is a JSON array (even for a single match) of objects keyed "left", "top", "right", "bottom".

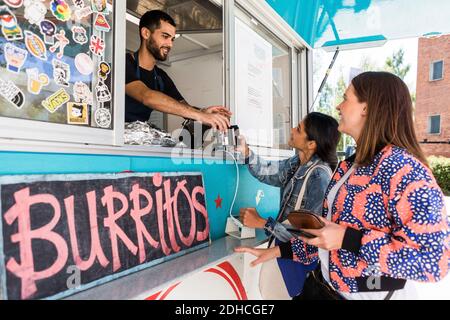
[{"left": 125, "top": 53, "right": 184, "bottom": 122}]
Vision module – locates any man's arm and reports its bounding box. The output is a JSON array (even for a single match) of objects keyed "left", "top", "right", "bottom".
[
  {"left": 126, "top": 81, "right": 230, "bottom": 131},
  {"left": 180, "top": 99, "right": 233, "bottom": 119},
  {"left": 179, "top": 100, "right": 232, "bottom": 118}
]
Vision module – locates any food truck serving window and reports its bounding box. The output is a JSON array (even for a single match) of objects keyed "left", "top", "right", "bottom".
[
  {"left": 0, "top": 0, "right": 120, "bottom": 146},
  {"left": 0, "top": 0, "right": 304, "bottom": 157},
  {"left": 234, "top": 6, "right": 293, "bottom": 151}
]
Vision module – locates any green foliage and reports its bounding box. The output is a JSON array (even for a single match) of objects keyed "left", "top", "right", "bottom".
[
  {"left": 384, "top": 48, "right": 411, "bottom": 80},
  {"left": 313, "top": 47, "right": 414, "bottom": 156},
  {"left": 428, "top": 156, "right": 450, "bottom": 196},
  {"left": 360, "top": 55, "right": 378, "bottom": 72},
  {"left": 315, "top": 75, "right": 354, "bottom": 153},
  {"left": 316, "top": 83, "right": 335, "bottom": 115}
]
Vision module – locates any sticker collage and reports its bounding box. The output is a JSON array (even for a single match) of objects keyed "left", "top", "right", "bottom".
[{"left": 0, "top": 0, "right": 113, "bottom": 129}]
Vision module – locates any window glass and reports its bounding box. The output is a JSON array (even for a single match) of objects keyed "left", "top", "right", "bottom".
[
  {"left": 431, "top": 60, "right": 443, "bottom": 81},
  {"left": 234, "top": 7, "right": 292, "bottom": 150},
  {"left": 0, "top": 0, "right": 114, "bottom": 129},
  {"left": 429, "top": 115, "right": 440, "bottom": 134}
]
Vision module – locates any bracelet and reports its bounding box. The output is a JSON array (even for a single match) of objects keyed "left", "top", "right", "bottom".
[{"left": 263, "top": 216, "right": 276, "bottom": 237}]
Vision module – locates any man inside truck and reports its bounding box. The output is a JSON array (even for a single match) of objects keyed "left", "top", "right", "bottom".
[{"left": 125, "top": 10, "right": 231, "bottom": 132}]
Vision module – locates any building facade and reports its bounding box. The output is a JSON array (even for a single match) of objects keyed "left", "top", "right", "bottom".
[{"left": 415, "top": 35, "right": 450, "bottom": 158}]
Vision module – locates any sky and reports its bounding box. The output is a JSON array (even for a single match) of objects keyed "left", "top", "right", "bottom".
[{"left": 312, "top": 37, "right": 419, "bottom": 100}]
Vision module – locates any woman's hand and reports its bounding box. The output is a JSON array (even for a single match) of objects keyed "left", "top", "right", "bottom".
[
  {"left": 239, "top": 207, "right": 266, "bottom": 228},
  {"left": 234, "top": 246, "right": 281, "bottom": 267},
  {"left": 236, "top": 135, "right": 250, "bottom": 158},
  {"left": 299, "top": 216, "right": 347, "bottom": 251}
]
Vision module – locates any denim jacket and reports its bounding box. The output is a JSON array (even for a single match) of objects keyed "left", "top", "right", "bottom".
[{"left": 247, "top": 151, "right": 332, "bottom": 242}]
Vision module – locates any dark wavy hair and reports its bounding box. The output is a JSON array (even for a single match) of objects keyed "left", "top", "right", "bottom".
[
  {"left": 139, "top": 10, "right": 176, "bottom": 40},
  {"left": 303, "top": 112, "right": 340, "bottom": 170}
]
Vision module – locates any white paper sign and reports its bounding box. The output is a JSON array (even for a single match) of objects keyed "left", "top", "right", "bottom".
[{"left": 234, "top": 18, "right": 273, "bottom": 147}]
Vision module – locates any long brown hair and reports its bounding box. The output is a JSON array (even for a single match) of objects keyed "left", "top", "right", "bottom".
[{"left": 351, "top": 71, "right": 428, "bottom": 166}]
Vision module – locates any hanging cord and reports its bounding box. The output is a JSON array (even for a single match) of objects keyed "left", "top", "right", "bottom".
[
  {"left": 310, "top": 47, "right": 340, "bottom": 112},
  {"left": 222, "top": 149, "right": 242, "bottom": 228}
]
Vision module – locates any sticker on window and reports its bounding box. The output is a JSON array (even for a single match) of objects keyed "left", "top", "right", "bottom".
[
  {"left": 4, "top": 0, "right": 24, "bottom": 8},
  {"left": 52, "top": 59, "right": 71, "bottom": 87},
  {"left": 71, "top": 25, "right": 88, "bottom": 44},
  {"left": 24, "top": 0, "right": 47, "bottom": 25},
  {"left": 49, "top": 30, "right": 70, "bottom": 59},
  {"left": 95, "top": 80, "right": 111, "bottom": 103},
  {"left": 4, "top": 43, "right": 27, "bottom": 73},
  {"left": 94, "top": 13, "right": 110, "bottom": 32},
  {"left": 0, "top": 78, "right": 25, "bottom": 109},
  {"left": 89, "top": 35, "right": 105, "bottom": 56},
  {"left": 41, "top": 88, "right": 70, "bottom": 113},
  {"left": 26, "top": 68, "right": 49, "bottom": 95},
  {"left": 75, "top": 6, "right": 92, "bottom": 20},
  {"left": 94, "top": 107, "right": 111, "bottom": 128},
  {"left": 0, "top": 6, "right": 24, "bottom": 41},
  {"left": 24, "top": 30, "right": 47, "bottom": 61},
  {"left": 39, "top": 20, "right": 57, "bottom": 45},
  {"left": 50, "top": 0, "right": 72, "bottom": 22},
  {"left": 98, "top": 61, "right": 110, "bottom": 80},
  {"left": 74, "top": 53, "right": 93, "bottom": 75},
  {"left": 67, "top": 102, "right": 89, "bottom": 125},
  {"left": 92, "top": 0, "right": 107, "bottom": 13},
  {"left": 73, "top": 81, "right": 93, "bottom": 105},
  {"left": 71, "top": 0, "right": 85, "bottom": 9}
]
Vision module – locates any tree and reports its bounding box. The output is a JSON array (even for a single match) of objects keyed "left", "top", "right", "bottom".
[
  {"left": 360, "top": 55, "right": 379, "bottom": 72},
  {"left": 384, "top": 48, "right": 411, "bottom": 80},
  {"left": 315, "top": 83, "right": 335, "bottom": 116},
  {"left": 384, "top": 48, "right": 416, "bottom": 114},
  {"left": 314, "top": 72, "right": 355, "bottom": 154},
  {"left": 333, "top": 74, "right": 355, "bottom": 153},
  {"left": 334, "top": 74, "right": 346, "bottom": 106}
]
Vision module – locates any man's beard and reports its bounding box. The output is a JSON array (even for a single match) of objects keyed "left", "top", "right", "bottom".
[{"left": 146, "top": 37, "right": 170, "bottom": 61}]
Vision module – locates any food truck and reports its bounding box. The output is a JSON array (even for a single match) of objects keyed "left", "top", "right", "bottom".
[{"left": 0, "top": 0, "right": 449, "bottom": 300}]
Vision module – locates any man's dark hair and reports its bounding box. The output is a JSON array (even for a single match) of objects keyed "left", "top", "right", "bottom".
[{"left": 139, "top": 10, "right": 176, "bottom": 40}]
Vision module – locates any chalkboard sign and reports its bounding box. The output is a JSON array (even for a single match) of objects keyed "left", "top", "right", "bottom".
[{"left": 0, "top": 172, "right": 210, "bottom": 300}]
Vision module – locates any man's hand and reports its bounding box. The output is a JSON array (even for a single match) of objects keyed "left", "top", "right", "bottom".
[
  {"left": 234, "top": 246, "right": 281, "bottom": 267},
  {"left": 198, "top": 112, "right": 230, "bottom": 132},
  {"left": 199, "top": 106, "right": 232, "bottom": 132},
  {"left": 298, "top": 216, "right": 347, "bottom": 251},
  {"left": 239, "top": 207, "right": 266, "bottom": 229},
  {"left": 202, "top": 106, "right": 232, "bottom": 118}
]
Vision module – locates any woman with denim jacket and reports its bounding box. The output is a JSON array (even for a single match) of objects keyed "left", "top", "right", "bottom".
[
  {"left": 237, "top": 72, "right": 450, "bottom": 300},
  {"left": 237, "top": 112, "right": 340, "bottom": 297}
]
